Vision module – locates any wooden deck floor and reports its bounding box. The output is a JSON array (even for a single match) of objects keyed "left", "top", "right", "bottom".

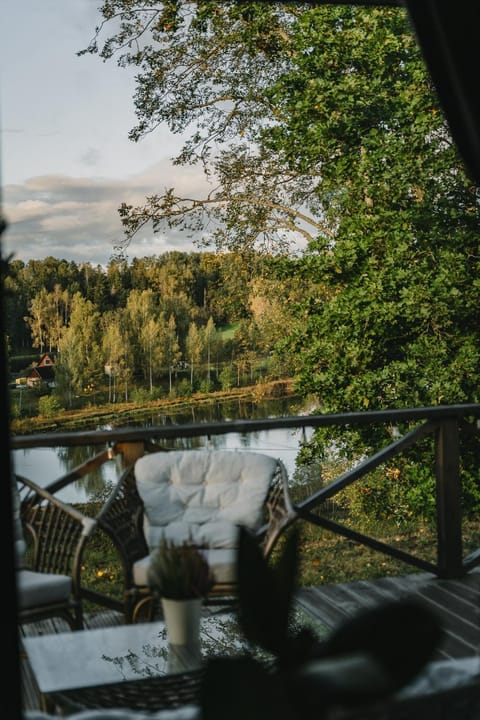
[
  {"left": 20, "top": 568, "right": 480, "bottom": 714},
  {"left": 297, "top": 567, "right": 480, "bottom": 661}
]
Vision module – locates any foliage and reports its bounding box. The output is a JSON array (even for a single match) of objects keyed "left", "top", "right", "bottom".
[
  {"left": 219, "top": 365, "right": 236, "bottom": 391},
  {"left": 170, "top": 377, "right": 193, "bottom": 398},
  {"left": 266, "top": 8, "right": 480, "bottom": 433},
  {"left": 218, "top": 323, "right": 240, "bottom": 341},
  {"left": 299, "top": 423, "right": 480, "bottom": 519},
  {"left": 130, "top": 386, "right": 164, "bottom": 403},
  {"left": 147, "top": 539, "right": 214, "bottom": 600},
  {"left": 54, "top": 293, "right": 103, "bottom": 406},
  {"left": 198, "top": 379, "right": 216, "bottom": 394},
  {"left": 37, "top": 395, "right": 63, "bottom": 419}
]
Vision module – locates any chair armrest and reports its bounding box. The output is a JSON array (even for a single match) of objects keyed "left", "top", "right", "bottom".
[
  {"left": 256, "top": 459, "right": 297, "bottom": 558},
  {"left": 96, "top": 464, "right": 149, "bottom": 588}
]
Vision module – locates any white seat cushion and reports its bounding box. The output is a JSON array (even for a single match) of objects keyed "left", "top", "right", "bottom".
[
  {"left": 133, "top": 548, "right": 238, "bottom": 587},
  {"left": 146, "top": 518, "right": 239, "bottom": 549},
  {"left": 17, "top": 569, "right": 72, "bottom": 609}
]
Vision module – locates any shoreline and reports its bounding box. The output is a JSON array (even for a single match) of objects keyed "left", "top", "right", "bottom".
[{"left": 10, "top": 379, "right": 297, "bottom": 435}]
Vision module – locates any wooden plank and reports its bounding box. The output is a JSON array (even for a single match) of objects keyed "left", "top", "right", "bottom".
[
  {"left": 374, "top": 576, "right": 475, "bottom": 660},
  {"left": 296, "top": 572, "right": 434, "bottom": 630},
  {"left": 297, "top": 569, "right": 480, "bottom": 663}
]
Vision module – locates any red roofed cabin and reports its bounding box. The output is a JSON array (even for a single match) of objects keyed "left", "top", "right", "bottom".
[{"left": 26, "top": 354, "right": 56, "bottom": 389}]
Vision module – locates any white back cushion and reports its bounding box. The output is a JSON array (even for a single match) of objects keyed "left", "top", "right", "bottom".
[{"left": 134, "top": 450, "right": 277, "bottom": 550}]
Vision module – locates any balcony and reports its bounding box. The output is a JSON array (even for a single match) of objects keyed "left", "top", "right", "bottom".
[{"left": 14, "top": 403, "right": 480, "bottom": 717}]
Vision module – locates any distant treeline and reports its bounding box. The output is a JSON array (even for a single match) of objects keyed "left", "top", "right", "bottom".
[
  {"left": 5, "top": 251, "right": 290, "bottom": 354},
  {"left": 6, "top": 251, "right": 298, "bottom": 413}
]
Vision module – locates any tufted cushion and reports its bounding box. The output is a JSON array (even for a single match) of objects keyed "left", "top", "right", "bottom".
[{"left": 134, "top": 450, "right": 277, "bottom": 553}]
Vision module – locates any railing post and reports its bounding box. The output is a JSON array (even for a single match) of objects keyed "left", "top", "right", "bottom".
[{"left": 435, "top": 418, "right": 464, "bottom": 577}]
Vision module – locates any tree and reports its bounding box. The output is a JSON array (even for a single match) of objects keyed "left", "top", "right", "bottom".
[
  {"left": 125, "top": 288, "right": 159, "bottom": 381},
  {"left": 81, "top": 1, "right": 332, "bottom": 254},
  {"left": 264, "top": 7, "right": 480, "bottom": 515},
  {"left": 185, "top": 322, "right": 204, "bottom": 388},
  {"left": 55, "top": 293, "right": 103, "bottom": 405},
  {"left": 102, "top": 311, "right": 129, "bottom": 402},
  {"left": 26, "top": 289, "right": 50, "bottom": 354},
  {"left": 3, "top": 260, "right": 31, "bottom": 352},
  {"left": 164, "top": 313, "right": 182, "bottom": 394},
  {"left": 83, "top": 3, "right": 480, "bottom": 461},
  {"left": 232, "top": 318, "right": 264, "bottom": 385},
  {"left": 50, "top": 284, "right": 69, "bottom": 352},
  {"left": 140, "top": 316, "right": 163, "bottom": 392},
  {"left": 266, "top": 9, "right": 480, "bottom": 412},
  {"left": 26, "top": 286, "right": 70, "bottom": 354},
  {"left": 202, "top": 316, "right": 216, "bottom": 386}
]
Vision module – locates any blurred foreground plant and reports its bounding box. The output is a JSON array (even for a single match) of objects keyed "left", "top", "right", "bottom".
[{"left": 201, "top": 526, "right": 443, "bottom": 720}]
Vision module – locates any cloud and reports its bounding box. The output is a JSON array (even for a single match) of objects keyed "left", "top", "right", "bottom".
[
  {"left": 80, "top": 147, "right": 102, "bottom": 167},
  {"left": 2, "top": 162, "right": 211, "bottom": 266}
]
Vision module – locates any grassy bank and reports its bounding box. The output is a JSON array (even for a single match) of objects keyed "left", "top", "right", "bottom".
[{"left": 11, "top": 379, "right": 295, "bottom": 435}]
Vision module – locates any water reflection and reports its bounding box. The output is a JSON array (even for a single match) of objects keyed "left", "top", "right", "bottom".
[
  {"left": 12, "top": 396, "right": 314, "bottom": 504},
  {"left": 12, "top": 445, "right": 123, "bottom": 504}
]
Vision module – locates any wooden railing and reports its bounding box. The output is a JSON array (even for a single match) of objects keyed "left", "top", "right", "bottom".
[{"left": 11, "top": 403, "right": 480, "bottom": 580}]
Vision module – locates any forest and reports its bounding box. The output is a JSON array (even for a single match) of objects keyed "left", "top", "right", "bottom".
[{"left": 6, "top": 250, "right": 297, "bottom": 410}]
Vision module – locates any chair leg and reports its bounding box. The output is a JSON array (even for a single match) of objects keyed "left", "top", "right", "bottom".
[{"left": 132, "top": 594, "right": 156, "bottom": 623}]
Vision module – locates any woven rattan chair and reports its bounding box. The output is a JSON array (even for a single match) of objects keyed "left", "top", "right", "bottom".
[
  {"left": 14, "top": 473, "right": 97, "bottom": 631},
  {"left": 97, "top": 449, "right": 297, "bottom": 623}
]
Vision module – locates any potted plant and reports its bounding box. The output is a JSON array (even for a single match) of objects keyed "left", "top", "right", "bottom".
[{"left": 148, "top": 539, "right": 214, "bottom": 647}]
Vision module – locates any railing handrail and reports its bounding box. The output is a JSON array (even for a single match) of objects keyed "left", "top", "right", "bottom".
[{"left": 10, "top": 402, "right": 480, "bottom": 449}]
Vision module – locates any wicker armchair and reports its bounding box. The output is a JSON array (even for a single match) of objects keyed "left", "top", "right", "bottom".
[
  {"left": 14, "top": 473, "right": 97, "bottom": 631},
  {"left": 97, "top": 449, "right": 297, "bottom": 623}
]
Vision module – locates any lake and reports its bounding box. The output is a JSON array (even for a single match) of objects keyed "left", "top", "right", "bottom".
[{"left": 12, "top": 395, "right": 315, "bottom": 504}]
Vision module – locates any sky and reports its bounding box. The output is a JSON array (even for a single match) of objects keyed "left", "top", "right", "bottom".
[{"left": 0, "top": 0, "right": 206, "bottom": 267}]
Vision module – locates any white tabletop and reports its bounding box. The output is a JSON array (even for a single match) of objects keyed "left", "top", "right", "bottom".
[
  {"left": 24, "top": 621, "right": 171, "bottom": 693},
  {"left": 22, "top": 612, "right": 245, "bottom": 695}
]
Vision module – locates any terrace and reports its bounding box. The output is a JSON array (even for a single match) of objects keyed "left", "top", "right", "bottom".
[{"left": 14, "top": 403, "right": 480, "bottom": 717}]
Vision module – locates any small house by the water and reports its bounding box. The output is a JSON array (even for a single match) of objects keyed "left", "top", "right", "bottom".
[{"left": 26, "top": 353, "right": 56, "bottom": 389}]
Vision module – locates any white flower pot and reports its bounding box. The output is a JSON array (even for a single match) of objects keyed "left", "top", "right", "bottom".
[{"left": 161, "top": 597, "right": 202, "bottom": 647}]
